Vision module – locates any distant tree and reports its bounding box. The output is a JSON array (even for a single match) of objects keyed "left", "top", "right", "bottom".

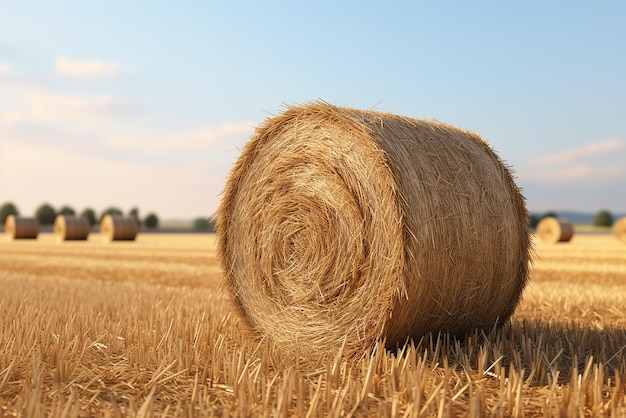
[
  {"left": 541, "top": 211, "right": 558, "bottom": 220},
  {"left": 129, "top": 207, "right": 141, "bottom": 227},
  {"left": 144, "top": 213, "right": 159, "bottom": 229},
  {"left": 594, "top": 209, "right": 613, "bottom": 227},
  {"left": 58, "top": 205, "right": 76, "bottom": 216},
  {"left": 100, "top": 207, "right": 123, "bottom": 222},
  {"left": 0, "top": 202, "right": 19, "bottom": 225},
  {"left": 192, "top": 217, "right": 214, "bottom": 231},
  {"left": 36, "top": 203, "right": 56, "bottom": 225},
  {"left": 80, "top": 208, "right": 97, "bottom": 226},
  {"left": 528, "top": 213, "right": 541, "bottom": 228}
]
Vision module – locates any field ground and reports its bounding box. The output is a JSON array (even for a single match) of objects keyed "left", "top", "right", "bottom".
[{"left": 1, "top": 232, "right": 626, "bottom": 416}]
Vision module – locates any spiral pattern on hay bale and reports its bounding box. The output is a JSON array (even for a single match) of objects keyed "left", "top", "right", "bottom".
[
  {"left": 536, "top": 216, "right": 574, "bottom": 243},
  {"left": 217, "top": 102, "right": 531, "bottom": 364},
  {"left": 4, "top": 215, "right": 39, "bottom": 240},
  {"left": 54, "top": 215, "right": 91, "bottom": 241},
  {"left": 100, "top": 215, "right": 138, "bottom": 242},
  {"left": 613, "top": 217, "right": 626, "bottom": 244}
]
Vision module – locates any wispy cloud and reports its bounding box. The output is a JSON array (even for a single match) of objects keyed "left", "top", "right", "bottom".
[
  {"left": 55, "top": 57, "right": 132, "bottom": 77},
  {"left": 530, "top": 138, "right": 625, "bottom": 166},
  {"left": 529, "top": 164, "right": 625, "bottom": 182},
  {"left": 521, "top": 138, "right": 626, "bottom": 184},
  {"left": 0, "top": 62, "right": 13, "bottom": 75},
  {"left": 108, "top": 122, "right": 254, "bottom": 153},
  {"left": 0, "top": 87, "right": 130, "bottom": 126},
  {"left": 1, "top": 140, "right": 223, "bottom": 218}
]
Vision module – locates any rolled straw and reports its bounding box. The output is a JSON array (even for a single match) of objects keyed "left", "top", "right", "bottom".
[
  {"left": 54, "top": 215, "right": 90, "bottom": 241},
  {"left": 218, "top": 102, "right": 531, "bottom": 364},
  {"left": 4, "top": 215, "right": 39, "bottom": 240},
  {"left": 613, "top": 216, "right": 626, "bottom": 244},
  {"left": 100, "top": 215, "right": 138, "bottom": 242},
  {"left": 536, "top": 216, "right": 574, "bottom": 243}
]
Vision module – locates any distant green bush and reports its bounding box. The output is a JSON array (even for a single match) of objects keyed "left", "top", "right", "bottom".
[
  {"left": 144, "top": 213, "right": 159, "bottom": 229},
  {"left": 100, "top": 207, "right": 123, "bottom": 222},
  {"left": 129, "top": 207, "right": 141, "bottom": 227},
  {"left": 0, "top": 202, "right": 19, "bottom": 225},
  {"left": 594, "top": 210, "right": 613, "bottom": 227},
  {"left": 36, "top": 203, "right": 56, "bottom": 225},
  {"left": 528, "top": 214, "right": 540, "bottom": 228},
  {"left": 59, "top": 205, "right": 76, "bottom": 216},
  {"left": 80, "top": 208, "right": 97, "bottom": 226},
  {"left": 193, "top": 217, "right": 215, "bottom": 232}
]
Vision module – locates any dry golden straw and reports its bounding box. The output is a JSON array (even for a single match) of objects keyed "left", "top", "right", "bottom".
[
  {"left": 218, "top": 102, "right": 531, "bottom": 365},
  {"left": 614, "top": 216, "right": 626, "bottom": 244},
  {"left": 54, "top": 215, "right": 90, "bottom": 241},
  {"left": 100, "top": 215, "right": 138, "bottom": 242},
  {"left": 536, "top": 216, "right": 574, "bottom": 243},
  {"left": 4, "top": 215, "right": 39, "bottom": 240}
]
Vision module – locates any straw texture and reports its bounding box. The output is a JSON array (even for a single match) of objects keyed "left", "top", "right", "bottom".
[
  {"left": 218, "top": 102, "right": 531, "bottom": 365},
  {"left": 54, "top": 215, "right": 91, "bottom": 241},
  {"left": 100, "top": 215, "right": 138, "bottom": 241},
  {"left": 4, "top": 215, "right": 39, "bottom": 240},
  {"left": 614, "top": 216, "right": 626, "bottom": 244},
  {"left": 536, "top": 217, "right": 574, "bottom": 243}
]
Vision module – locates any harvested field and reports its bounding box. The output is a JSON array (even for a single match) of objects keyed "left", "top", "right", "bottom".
[{"left": 1, "top": 233, "right": 626, "bottom": 416}]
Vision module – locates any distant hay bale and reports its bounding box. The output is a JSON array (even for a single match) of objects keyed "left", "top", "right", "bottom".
[
  {"left": 54, "top": 215, "right": 90, "bottom": 241},
  {"left": 217, "top": 102, "right": 531, "bottom": 365},
  {"left": 614, "top": 217, "right": 626, "bottom": 244},
  {"left": 4, "top": 215, "right": 39, "bottom": 240},
  {"left": 100, "top": 215, "right": 138, "bottom": 242},
  {"left": 536, "top": 216, "right": 574, "bottom": 243}
]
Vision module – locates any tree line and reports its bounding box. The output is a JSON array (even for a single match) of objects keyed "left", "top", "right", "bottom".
[
  {"left": 0, "top": 202, "right": 159, "bottom": 229},
  {"left": 528, "top": 209, "right": 617, "bottom": 228}
]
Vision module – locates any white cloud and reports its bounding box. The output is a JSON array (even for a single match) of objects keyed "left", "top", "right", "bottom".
[
  {"left": 55, "top": 57, "right": 132, "bottom": 77},
  {"left": 0, "top": 87, "right": 126, "bottom": 127},
  {"left": 0, "top": 140, "right": 223, "bottom": 219},
  {"left": 530, "top": 138, "right": 625, "bottom": 166},
  {"left": 520, "top": 138, "right": 626, "bottom": 184},
  {"left": 108, "top": 122, "right": 254, "bottom": 153},
  {"left": 0, "top": 62, "right": 13, "bottom": 75}
]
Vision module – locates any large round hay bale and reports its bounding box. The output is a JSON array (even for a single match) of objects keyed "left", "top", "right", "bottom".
[
  {"left": 217, "top": 102, "right": 531, "bottom": 365},
  {"left": 54, "top": 215, "right": 91, "bottom": 241},
  {"left": 536, "top": 216, "right": 574, "bottom": 243},
  {"left": 100, "top": 215, "right": 138, "bottom": 241},
  {"left": 4, "top": 215, "right": 39, "bottom": 240},
  {"left": 614, "top": 216, "right": 626, "bottom": 244}
]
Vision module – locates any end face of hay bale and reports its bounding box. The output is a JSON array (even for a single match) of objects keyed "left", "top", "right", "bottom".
[
  {"left": 614, "top": 216, "right": 626, "bottom": 244},
  {"left": 218, "top": 102, "right": 531, "bottom": 365},
  {"left": 536, "top": 216, "right": 574, "bottom": 243},
  {"left": 54, "top": 215, "right": 91, "bottom": 241},
  {"left": 4, "top": 215, "right": 39, "bottom": 240},
  {"left": 100, "top": 215, "right": 138, "bottom": 242}
]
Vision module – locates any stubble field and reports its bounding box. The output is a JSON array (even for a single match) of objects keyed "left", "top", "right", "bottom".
[{"left": 1, "top": 232, "right": 626, "bottom": 416}]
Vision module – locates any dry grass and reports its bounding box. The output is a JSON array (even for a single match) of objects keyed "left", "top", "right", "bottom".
[{"left": 1, "top": 233, "right": 626, "bottom": 416}]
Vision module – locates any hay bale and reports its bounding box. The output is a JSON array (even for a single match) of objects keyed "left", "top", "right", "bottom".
[
  {"left": 536, "top": 216, "right": 574, "bottom": 243},
  {"left": 613, "top": 216, "right": 626, "bottom": 244},
  {"left": 100, "top": 215, "right": 138, "bottom": 241},
  {"left": 4, "top": 215, "right": 39, "bottom": 240},
  {"left": 54, "top": 215, "right": 90, "bottom": 241},
  {"left": 217, "top": 102, "right": 531, "bottom": 364}
]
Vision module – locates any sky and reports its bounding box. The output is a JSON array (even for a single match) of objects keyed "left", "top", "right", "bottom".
[{"left": 1, "top": 1, "right": 625, "bottom": 220}]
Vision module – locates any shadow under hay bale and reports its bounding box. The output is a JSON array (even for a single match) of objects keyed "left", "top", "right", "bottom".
[
  {"left": 100, "top": 215, "right": 138, "bottom": 242},
  {"left": 217, "top": 101, "right": 531, "bottom": 365},
  {"left": 614, "top": 217, "right": 626, "bottom": 244},
  {"left": 536, "top": 216, "right": 574, "bottom": 243},
  {"left": 4, "top": 215, "right": 39, "bottom": 240},
  {"left": 54, "top": 215, "right": 91, "bottom": 241}
]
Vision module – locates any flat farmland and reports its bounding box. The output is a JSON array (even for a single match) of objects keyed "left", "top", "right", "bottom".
[{"left": 1, "top": 232, "right": 626, "bottom": 416}]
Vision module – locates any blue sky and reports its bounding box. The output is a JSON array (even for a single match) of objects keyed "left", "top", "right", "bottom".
[{"left": 1, "top": 1, "right": 625, "bottom": 219}]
